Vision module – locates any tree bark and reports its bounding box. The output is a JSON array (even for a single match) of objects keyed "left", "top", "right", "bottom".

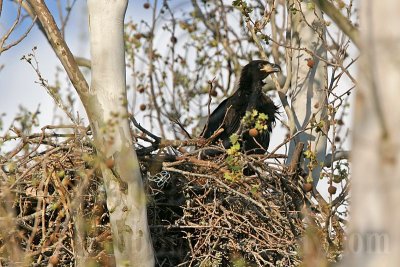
[
  {"left": 87, "top": 1, "right": 154, "bottom": 266},
  {"left": 26, "top": 0, "right": 154, "bottom": 265},
  {"left": 343, "top": 0, "right": 400, "bottom": 266},
  {"left": 287, "top": 1, "right": 329, "bottom": 187}
]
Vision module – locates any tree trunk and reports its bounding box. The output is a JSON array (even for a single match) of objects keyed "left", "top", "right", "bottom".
[
  {"left": 343, "top": 0, "right": 400, "bottom": 266},
  {"left": 25, "top": 0, "right": 155, "bottom": 265},
  {"left": 287, "top": 1, "right": 328, "bottom": 187},
  {"left": 86, "top": 1, "right": 154, "bottom": 266}
]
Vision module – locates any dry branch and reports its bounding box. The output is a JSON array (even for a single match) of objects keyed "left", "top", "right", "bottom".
[{"left": 0, "top": 126, "right": 345, "bottom": 266}]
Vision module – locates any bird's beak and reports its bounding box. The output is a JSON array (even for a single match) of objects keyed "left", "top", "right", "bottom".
[{"left": 261, "top": 63, "right": 281, "bottom": 74}]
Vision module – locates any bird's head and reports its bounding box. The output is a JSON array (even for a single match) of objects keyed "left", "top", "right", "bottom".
[{"left": 240, "top": 60, "right": 281, "bottom": 89}]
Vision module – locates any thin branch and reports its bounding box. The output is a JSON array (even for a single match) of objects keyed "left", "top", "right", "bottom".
[
  {"left": 25, "top": 0, "right": 89, "bottom": 99},
  {"left": 201, "top": 78, "right": 216, "bottom": 138},
  {"left": 0, "top": 0, "right": 35, "bottom": 55},
  {"left": 312, "top": 0, "right": 360, "bottom": 48},
  {"left": 288, "top": 142, "right": 304, "bottom": 173},
  {"left": 130, "top": 114, "right": 161, "bottom": 143},
  {"left": 324, "top": 150, "right": 349, "bottom": 167},
  {"left": 74, "top": 57, "right": 91, "bottom": 69}
]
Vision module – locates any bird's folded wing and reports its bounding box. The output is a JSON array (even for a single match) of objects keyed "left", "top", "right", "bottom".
[
  {"left": 223, "top": 104, "right": 242, "bottom": 137},
  {"left": 201, "top": 98, "right": 229, "bottom": 138}
]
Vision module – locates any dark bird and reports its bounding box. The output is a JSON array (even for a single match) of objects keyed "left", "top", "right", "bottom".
[{"left": 202, "top": 60, "right": 280, "bottom": 154}]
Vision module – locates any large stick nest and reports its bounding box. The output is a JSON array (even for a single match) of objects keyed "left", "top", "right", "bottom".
[{"left": 0, "top": 125, "right": 343, "bottom": 266}]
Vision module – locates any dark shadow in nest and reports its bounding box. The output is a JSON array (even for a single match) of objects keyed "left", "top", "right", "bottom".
[
  {"left": 143, "top": 166, "right": 189, "bottom": 266},
  {"left": 139, "top": 147, "right": 306, "bottom": 267},
  {"left": 133, "top": 116, "right": 309, "bottom": 266}
]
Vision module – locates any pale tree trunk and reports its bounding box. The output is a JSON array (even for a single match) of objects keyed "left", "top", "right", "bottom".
[
  {"left": 25, "top": 0, "right": 155, "bottom": 266},
  {"left": 343, "top": 0, "right": 400, "bottom": 266},
  {"left": 87, "top": 1, "right": 154, "bottom": 266},
  {"left": 287, "top": 1, "right": 328, "bottom": 187}
]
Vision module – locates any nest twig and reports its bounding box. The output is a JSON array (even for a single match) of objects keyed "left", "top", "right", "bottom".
[{"left": 0, "top": 125, "right": 345, "bottom": 266}]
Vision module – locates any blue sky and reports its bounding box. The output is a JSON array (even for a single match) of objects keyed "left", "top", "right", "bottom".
[
  {"left": 1, "top": 1, "right": 89, "bottom": 130},
  {"left": 0, "top": 0, "right": 162, "bottom": 131},
  {"left": 0, "top": 0, "right": 354, "bottom": 151},
  {"left": 0, "top": 1, "right": 356, "bottom": 202}
]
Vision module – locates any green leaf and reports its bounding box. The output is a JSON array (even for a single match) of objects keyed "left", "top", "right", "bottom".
[
  {"left": 250, "top": 185, "right": 260, "bottom": 195},
  {"left": 232, "top": 143, "right": 240, "bottom": 151},
  {"left": 230, "top": 133, "right": 239, "bottom": 145},
  {"left": 303, "top": 150, "right": 312, "bottom": 159},
  {"left": 242, "top": 111, "right": 251, "bottom": 123},
  {"left": 227, "top": 148, "right": 235, "bottom": 155},
  {"left": 230, "top": 165, "right": 242, "bottom": 172},
  {"left": 258, "top": 112, "right": 268, "bottom": 120},
  {"left": 224, "top": 172, "right": 234, "bottom": 181}
]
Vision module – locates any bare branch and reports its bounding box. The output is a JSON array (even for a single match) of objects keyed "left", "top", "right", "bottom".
[
  {"left": 74, "top": 56, "right": 91, "bottom": 69},
  {"left": 0, "top": 0, "right": 35, "bottom": 55},
  {"left": 25, "top": 0, "right": 89, "bottom": 98},
  {"left": 324, "top": 150, "right": 350, "bottom": 167},
  {"left": 312, "top": 0, "right": 360, "bottom": 48}
]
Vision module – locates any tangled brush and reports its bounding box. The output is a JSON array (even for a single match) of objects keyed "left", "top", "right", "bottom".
[{"left": 0, "top": 125, "right": 344, "bottom": 266}]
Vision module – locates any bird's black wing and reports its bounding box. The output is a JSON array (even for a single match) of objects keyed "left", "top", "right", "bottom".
[
  {"left": 202, "top": 97, "right": 242, "bottom": 148},
  {"left": 222, "top": 101, "right": 243, "bottom": 137},
  {"left": 201, "top": 98, "right": 229, "bottom": 138}
]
